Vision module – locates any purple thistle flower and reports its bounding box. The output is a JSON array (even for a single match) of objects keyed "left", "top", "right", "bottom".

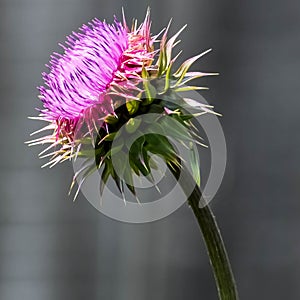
[
  {"left": 37, "top": 11, "right": 155, "bottom": 139},
  {"left": 28, "top": 9, "right": 215, "bottom": 171},
  {"left": 28, "top": 11, "right": 157, "bottom": 167},
  {"left": 39, "top": 19, "right": 128, "bottom": 121},
  {"left": 26, "top": 13, "right": 239, "bottom": 300}
]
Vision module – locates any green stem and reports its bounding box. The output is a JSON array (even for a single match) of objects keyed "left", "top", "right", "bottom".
[{"left": 170, "top": 165, "right": 239, "bottom": 300}]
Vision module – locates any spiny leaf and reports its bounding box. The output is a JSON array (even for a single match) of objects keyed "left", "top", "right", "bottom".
[
  {"left": 159, "top": 116, "right": 194, "bottom": 143},
  {"left": 100, "top": 161, "right": 112, "bottom": 197},
  {"left": 165, "top": 25, "right": 187, "bottom": 67},
  {"left": 73, "top": 163, "right": 98, "bottom": 201},
  {"left": 110, "top": 166, "right": 124, "bottom": 195},
  {"left": 164, "top": 62, "right": 173, "bottom": 92},
  {"left": 149, "top": 156, "right": 159, "bottom": 170},
  {"left": 129, "top": 136, "right": 151, "bottom": 176},
  {"left": 69, "top": 158, "right": 93, "bottom": 196},
  {"left": 144, "top": 134, "right": 177, "bottom": 162},
  {"left": 123, "top": 167, "right": 136, "bottom": 196},
  {"left": 112, "top": 151, "right": 127, "bottom": 179},
  {"left": 142, "top": 69, "right": 157, "bottom": 105},
  {"left": 175, "top": 86, "right": 208, "bottom": 93},
  {"left": 173, "top": 49, "right": 212, "bottom": 85},
  {"left": 172, "top": 71, "right": 218, "bottom": 88},
  {"left": 97, "top": 132, "right": 117, "bottom": 145},
  {"left": 157, "top": 22, "right": 186, "bottom": 76},
  {"left": 142, "top": 65, "right": 149, "bottom": 79},
  {"left": 157, "top": 20, "right": 171, "bottom": 76}
]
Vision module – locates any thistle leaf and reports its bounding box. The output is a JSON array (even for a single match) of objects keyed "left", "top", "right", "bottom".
[
  {"left": 173, "top": 71, "right": 218, "bottom": 87},
  {"left": 129, "top": 136, "right": 151, "bottom": 176},
  {"left": 144, "top": 134, "right": 177, "bottom": 162},
  {"left": 142, "top": 75, "right": 156, "bottom": 105},
  {"left": 159, "top": 116, "right": 193, "bottom": 143},
  {"left": 123, "top": 166, "right": 136, "bottom": 196},
  {"left": 165, "top": 25, "right": 186, "bottom": 67},
  {"left": 164, "top": 62, "right": 173, "bottom": 92},
  {"left": 173, "top": 49, "right": 212, "bottom": 85},
  {"left": 100, "top": 162, "right": 111, "bottom": 196},
  {"left": 157, "top": 26, "right": 169, "bottom": 75},
  {"left": 174, "top": 86, "right": 208, "bottom": 92}
]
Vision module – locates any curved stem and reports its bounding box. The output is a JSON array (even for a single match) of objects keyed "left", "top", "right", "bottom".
[
  {"left": 188, "top": 189, "right": 238, "bottom": 299},
  {"left": 170, "top": 165, "right": 239, "bottom": 300}
]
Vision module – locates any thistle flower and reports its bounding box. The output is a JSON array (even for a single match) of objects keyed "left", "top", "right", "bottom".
[
  {"left": 27, "top": 9, "right": 238, "bottom": 299},
  {"left": 28, "top": 10, "right": 157, "bottom": 167},
  {"left": 28, "top": 9, "right": 216, "bottom": 189}
]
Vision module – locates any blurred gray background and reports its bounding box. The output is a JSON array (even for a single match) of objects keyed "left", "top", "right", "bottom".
[{"left": 1, "top": 0, "right": 300, "bottom": 299}]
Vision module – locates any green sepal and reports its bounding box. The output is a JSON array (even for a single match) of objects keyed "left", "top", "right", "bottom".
[
  {"left": 105, "top": 114, "right": 119, "bottom": 124},
  {"left": 147, "top": 103, "right": 164, "bottom": 114},
  {"left": 163, "top": 62, "right": 173, "bottom": 92},
  {"left": 126, "top": 99, "right": 140, "bottom": 115},
  {"left": 144, "top": 134, "right": 177, "bottom": 163},
  {"left": 173, "top": 49, "right": 212, "bottom": 85},
  {"left": 141, "top": 68, "right": 157, "bottom": 105},
  {"left": 159, "top": 116, "right": 193, "bottom": 144},
  {"left": 110, "top": 139, "right": 124, "bottom": 156},
  {"left": 123, "top": 166, "right": 136, "bottom": 196},
  {"left": 175, "top": 86, "right": 208, "bottom": 93},
  {"left": 100, "top": 161, "right": 112, "bottom": 196},
  {"left": 125, "top": 118, "right": 142, "bottom": 134},
  {"left": 129, "top": 136, "right": 151, "bottom": 177}
]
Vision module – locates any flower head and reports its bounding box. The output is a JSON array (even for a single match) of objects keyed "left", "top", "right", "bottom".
[
  {"left": 38, "top": 11, "right": 155, "bottom": 135},
  {"left": 28, "top": 9, "right": 217, "bottom": 199}
]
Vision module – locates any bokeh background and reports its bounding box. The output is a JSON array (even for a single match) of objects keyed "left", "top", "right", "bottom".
[{"left": 1, "top": 0, "right": 300, "bottom": 299}]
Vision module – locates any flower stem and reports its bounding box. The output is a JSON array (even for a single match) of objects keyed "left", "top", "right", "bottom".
[{"left": 170, "top": 165, "right": 239, "bottom": 300}]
